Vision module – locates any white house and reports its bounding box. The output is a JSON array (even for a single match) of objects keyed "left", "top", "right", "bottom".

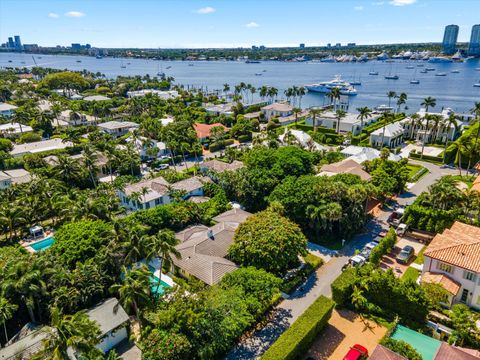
[
  {"left": 56, "top": 110, "right": 97, "bottom": 127},
  {"left": 10, "top": 138, "right": 74, "bottom": 158},
  {"left": 278, "top": 129, "right": 326, "bottom": 151},
  {"left": 0, "top": 169, "right": 32, "bottom": 189},
  {"left": 0, "top": 122, "right": 33, "bottom": 136},
  {"left": 261, "top": 102, "right": 293, "bottom": 120},
  {"left": 126, "top": 89, "right": 179, "bottom": 99},
  {"left": 125, "top": 136, "right": 169, "bottom": 160},
  {"left": 204, "top": 103, "right": 234, "bottom": 116},
  {"left": 341, "top": 145, "right": 402, "bottom": 164},
  {"left": 369, "top": 122, "right": 404, "bottom": 148},
  {"left": 421, "top": 222, "right": 480, "bottom": 310},
  {"left": 0, "top": 103, "right": 18, "bottom": 118},
  {"left": 306, "top": 111, "right": 380, "bottom": 136},
  {"left": 97, "top": 121, "right": 139, "bottom": 138},
  {"left": 85, "top": 298, "right": 130, "bottom": 354},
  {"left": 83, "top": 95, "right": 110, "bottom": 102}
]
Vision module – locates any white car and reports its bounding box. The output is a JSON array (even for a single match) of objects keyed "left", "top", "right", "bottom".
[{"left": 349, "top": 255, "right": 367, "bottom": 267}]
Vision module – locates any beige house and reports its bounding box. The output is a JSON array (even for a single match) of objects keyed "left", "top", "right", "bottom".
[{"left": 261, "top": 102, "right": 293, "bottom": 120}]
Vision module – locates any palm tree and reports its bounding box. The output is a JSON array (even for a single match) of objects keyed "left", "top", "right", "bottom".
[
  {"left": 334, "top": 109, "right": 347, "bottom": 134},
  {"left": 82, "top": 145, "right": 99, "bottom": 187},
  {"left": 387, "top": 91, "right": 397, "bottom": 108},
  {"left": 53, "top": 155, "right": 82, "bottom": 183},
  {"left": 452, "top": 140, "right": 467, "bottom": 176},
  {"left": 310, "top": 108, "right": 324, "bottom": 132},
  {"left": 442, "top": 113, "right": 460, "bottom": 164},
  {"left": 110, "top": 266, "right": 151, "bottom": 319},
  {"left": 356, "top": 107, "right": 372, "bottom": 129},
  {"left": 328, "top": 88, "right": 341, "bottom": 111},
  {"left": 267, "top": 87, "right": 278, "bottom": 103},
  {"left": 143, "top": 229, "right": 180, "bottom": 297},
  {"left": 421, "top": 96, "right": 436, "bottom": 113},
  {"left": 34, "top": 307, "right": 102, "bottom": 360},
  {"left": 0, "top": 297, "right": 17, "bottom": 343},
  {"left": 0, "top": 204, "right": 25, "bottom": 240},
  {"left": 420, "top": 114, "right": 433, "bottom": 159},
  {"left": 396, "top": 92, "right": 407, "bottom": 113},
  {"left": 223, "top": 83, "right": 230, "bottom": 97},
  {"left": 297, "top": 87, "right": 306, "bottom": 108},
  {"left": 292, "top": 107, "right": 302, "bottom": 127},
  {"left": 429, "top": 114, "right": 443, "bottom": 144},
  {"left": 259, "top": 85, "right": 268, "bottom": 102},
  {"left": 407, "top": 113, "right": 420, "bottom": 139},
  {"left": 306, "top": 202, "right": 342, "bottom": 238}
]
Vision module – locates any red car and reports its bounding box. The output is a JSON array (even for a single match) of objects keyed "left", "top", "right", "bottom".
[{"left": 343, "top": 344, "right": 368, "bottom": 360}]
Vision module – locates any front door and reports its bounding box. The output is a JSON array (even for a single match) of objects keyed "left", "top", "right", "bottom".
[{"left": 460, "top": 289, "right": 469, "bottom": 303}]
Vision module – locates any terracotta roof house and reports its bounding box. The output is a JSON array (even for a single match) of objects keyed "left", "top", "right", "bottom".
[
  {"left": 433, "top": 343, "right": 480, "bottom": 360},
  {"left": 319, "top": 159, "right": 372, "bottom": 182},
  {"left": 173, "top": 208, "right": 252, "bottom": 285},
  {"left": 369, "top": 345, "right": 407, "bottom": 360},
  {"left": 200, "top": 159, "right": 244, "bottom": 174},
  {"left": 193, "top": 123, "right": 228, "bottom": 141},
  {"left": 421, "top": 222, "right": 480, "bottom": 310}
]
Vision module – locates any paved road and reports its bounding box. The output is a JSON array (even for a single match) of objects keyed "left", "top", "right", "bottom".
[{"left": 226, "top": 160, "right": 456, "bottom": 360}]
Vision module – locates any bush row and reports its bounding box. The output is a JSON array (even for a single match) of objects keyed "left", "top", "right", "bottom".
[
  {"left": 331, "top": 267, "right": 357, "bottom": 306},
  {"left": 208, "top": 138, "right": 235, "bottom": 152},
  {"left": 409, "top": 151, "right": 444, "bottom": 164},
  {"left": 261, "top": 295, "right": 335, "bottom": 360},
  {"left": 369, "top": 228, "right": 397, "bottom": 265}
]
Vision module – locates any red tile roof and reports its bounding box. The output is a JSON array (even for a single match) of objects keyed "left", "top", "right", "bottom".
[
  {"left": 421, "top": 272, "right": 461, "bottom": 295},
  {"left": 471, "top": 175, "right": 480, "bottom": 193},
  {"left": 193, "top": 123, "right": 227, "bottom": 139},
  {"left": 369, "top": 345, "right": 407, "bottom": 360},
  {"left": 434, "top": 343, "right": 480, "bottom": 360}
]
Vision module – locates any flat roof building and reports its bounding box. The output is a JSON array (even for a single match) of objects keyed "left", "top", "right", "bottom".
[
  {"left": 468, "top": 24, "right": 480, "bottom": 57},
  {"left": 442, "top": 24, "right": 459, "bottom": 55}
]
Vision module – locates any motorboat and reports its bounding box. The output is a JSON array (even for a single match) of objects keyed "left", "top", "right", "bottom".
[
  {"left": 435, "top": 72, "right": 447, "bottom": 76},
  {"left": 410, "top": 79, "right": 420, "bottom": 84},
  {"left": 474, "top": 83, "right": 480, "bottom": 87},
  {"left": 428, "top": 57, "right": 453, "bottom": 63},
  {"left": 426, "top": 67, "right": 436, "bottom": 71},
  {"left": 385, "top": 75, "right": 399, "bottom": 80},
  {"left": 320, "top": 55, "right": 336, "bottom": 63},
  {"left": 304, "top": 75, "right": 357, "bottom": 95},
  {"left": 406, "top": 65, "right": 415, "bottom": 69},
  {"left": 245, "top": 60, "right": 260, "bottom": 63},
  {"left": 254, "top": 73, "right": 262, "bottom": 76},
  {"left": 374, "top": 104, "right": 394, "bottom": 112},
  {"left": 369, "top": 71, "right": 379, "bottom": 75},
  {"left": 420, "top": 69, "right": 428, "bottom": 73},
  {"left": 377, "top": 52, "right": 389, "bottom": 60},
  {"left": 451, "top": 70, "right": 460, "bottom": 73},
  {"left": 166, "top": 66, "right": 172, "bottom": 69}
]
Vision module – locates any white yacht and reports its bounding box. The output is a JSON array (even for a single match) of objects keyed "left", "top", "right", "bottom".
[{"left": 305, "top": 75, "right": 358, "bottom": 95}]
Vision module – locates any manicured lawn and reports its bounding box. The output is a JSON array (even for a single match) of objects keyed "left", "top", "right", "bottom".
[
  {"left": 414, "top": 246, "right": 426, "bottom": 265},
  {"left": 406, "top": 164, "right": 428, "bottom": 182},
  {"left": 401, "top": 267, "right": 420, "bottom": 282}
]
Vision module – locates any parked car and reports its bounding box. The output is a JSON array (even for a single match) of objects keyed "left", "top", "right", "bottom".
[
  {"left": 396, "top": 223, "right": 408, "bottom": 236},
  {"left": 396, "top": 245, "right": 415, "bottom": 264},
  {"left": 343, "top": 344, "right": 368, "bottom": 360},
  {"left": 155, "top": 164, "right": 169, "bottom": 170},
  {"left": 387, "top": 208, "right": 405, "bottom": 227},
  {"left": 349, "top": 255, "right": 367, "bottom": 267},
  {"left": 364, "top": 241, "right": 379, "bottom": 251}
]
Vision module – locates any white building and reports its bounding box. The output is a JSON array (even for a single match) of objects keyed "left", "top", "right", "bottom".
[
  {"left": 125, "top": 136, "right": 169, "bottom": 160},
  {"left": 278, "top": 129, "right": 326, "bottom": 151},
  {"left": 0, "top": 169, "right": 32, "bottom": 189},
  {"left": 421, "top": 222, "right": 480, "bottom": 310},
  {"left": 369, "top": 122, "right": 404, "bottom": 148},
  {"left": 341, "top": 145, "right": 402, "bottom": 164},
  {"left": 97, "top": 121, "right": 139, "bottom": 138},
  {"left": 0, "top": 122, "right": 33, "bottom": 136},
  {"left": 204, "top": 103, "right": 234, "bottom": 116},
  {"left": 306, "top": 111, "right": 380, "bottom": 136},
  {"left": 261, "top": 102, "right": 293, "bottom": 120},
  {"left": 0, "top": 103, "right": 18, "bottom": 118},
  {"left": 83, "top": 95, "right": 110, "bottom": 102},
  {"left": 56, "top": 110, "right": 98, "bottom": 127},
  {"left": 126, "top": 89, "right": 179, "bottom": 100},
  {"left": 10, "top": 138, "right": 74, "bottom": 158}
]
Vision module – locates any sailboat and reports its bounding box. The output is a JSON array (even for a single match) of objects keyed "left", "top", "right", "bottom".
[
  {"left": 369, "top": 68, "right": 378, "bottom": 75},
  {"left": 410, "top": 69, "right": 420, "bottom": 84},
  {"left": 120, "top": 59, "right": 126, "bottom": 69},
  {"left": 385, "top": 64, "right": 399, "bottom": 80},
  {"left": 350, "top": 72, "right": 361, "bottom": 86},
  {"left": 157, "top": 63, "right": 164, "bottom": 77}
]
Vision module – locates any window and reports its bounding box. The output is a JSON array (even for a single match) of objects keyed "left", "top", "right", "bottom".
[
  {"left": 463, "top": 270, "right": 477, "bottom": 282},
  {"left": 145, "top": 202, "right": 150, "bottom": 209},
  {"left": 436, "top": 262, "right": 453, "bottom": 273}
]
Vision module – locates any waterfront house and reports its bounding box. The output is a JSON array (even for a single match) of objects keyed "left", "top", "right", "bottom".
[
  {"left": 84, "top": 298, "right": 129, "bottom": 354},
  {"left": 56, "top": 110, "right": 97, "bottom": 127},
  {"left": 203, "top": 103, "right": 234, "bottom": 116},
  {"left": 318, "top": 159, "right": 372, "bottom": 182},
  {"left": 10, "top": 138, "right": 74, "bottom": 158},
  {"left": 421, "top": 221, "right": 480, "bottom": 310},
  {"left": 261, "top": 102, "right": 293, "bottom": 120},
  {"left": 0, "top": 122, "right": 33, "bottom": 136},
  {"left": 369, "top": 122, "right": 404, "bottom": 148},
  {"left": 193, "top": 122, "right": 228, "bottom": 142},
  {"left": 97, "top": 121, "right": 139, "bottom": 138},
  {"left": 0, "top": 103, "right": 18, "bottom": 118},
  {"left": 0, "top": 169, "right": 32, "bottom": 189},
  {"left": 126, "top": 89, "right": 179, "bottom": 99},
  {"left": 306, "top": 111, "right": 380, "bottom": 136},
  {"left": 173, "top": 208, "right": 252, "bottom": 285}
]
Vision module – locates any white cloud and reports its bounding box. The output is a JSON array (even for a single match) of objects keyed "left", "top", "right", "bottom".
[
  {"left": 245, "top": 21, "right": 260, "bottom": 28},
  {"left": 195, "top": 6, "right": 215, "bottom": 14},
  {"left": 48, "top": 12, "right": 59, "bottom": 18},
  {"left": 372, "top": 1, "right": 385, "bottom": 5},
  {"left": 65, "top": 11, "right": 85, "bottom": 17},
  {"left": 354, "top": 5, "right": 364, "bottom": 11},
  {"left": 389, "top": 0, "right": 417, "bottom": 6}
]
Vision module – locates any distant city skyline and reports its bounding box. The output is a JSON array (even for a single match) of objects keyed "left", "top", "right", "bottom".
[{"left": 1, "top": 0, "right": 480, "bottom": 48}]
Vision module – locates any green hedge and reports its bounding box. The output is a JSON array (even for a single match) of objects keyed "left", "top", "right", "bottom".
[
  {"left": 238, "top": 134, "right": 252, "bottom": 143},
  {"left": 261, "top": 296, "right": 335, "bottom": 360},
  {"left": 409, "top": 152, "right": 444, "bottom": 164},
  {"left": 331, "top": 267, "right": 357, "bottom": 306},
  {"left": 369, "top": 228, "right": 397, "bottom": 265},
  {"left": 208, "top": 138, "right": 235, "bottom": 152}
]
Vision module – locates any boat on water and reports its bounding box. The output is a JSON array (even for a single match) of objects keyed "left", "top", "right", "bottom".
[
  {"left": 254, "top": 73, "right": 262, "bottom": 76},
  {"left": 8, "top": 60, "right": 12, "bottom": 63},
  {"left": 76, "top": 60, "right": 82, "bottom": 63},
  {"left": 474, "top": 83, "right": 480, "bottom": 87},
  {"left": 96, "top": 55, "right": 103, "bottom": 59},
  {"left": 420, "top": 69, "right": 428, "bottom": 73},
  {"left": 410, "top": 79, "right": 420, "bottom": 84},
  {"left": 451, "top": 70, "right": 460, "bottom": 73},
  {"left": 369, "top": 71, "right": 379, "bottom": 75},
  {"left": 262, "top": 69, "right": 267, "bottom": 72},
  {"left": 417, "top": 64, "right": 425, "bottom": 67},
  {"left": 304, "top": 75, "right": 357, "bottom": 96},
  {"left": 245, "top": 60, "right": 260, "bottom": 64},
  {"left": 375, "top": 104, "right": 394, "bottom": 112},
  {"left": 435, "top": 72, "right": 447, "bottom": 76},
  {"left": 320, "top": 55, "right": 336, "bottom": 63},
  {"left": 385, "top": 75, "right": 399, "bottom": 80},
  {"left": 406, "top": 65, "right": 415, "bottom": 69},
  {"left": 188, "top": 63, "right": 194, "bottom": 66},
  {"left": 127, "top": 62, "right": 131, "bottom": 65},
  {"left": 166, "top": 66, "right": 172, "bottom": 69},
  {"left": 426, "top": 67, "right": 436, "bottom": 71}
]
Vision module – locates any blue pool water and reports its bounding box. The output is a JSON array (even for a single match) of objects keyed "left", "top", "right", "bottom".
[
  {"left": 148, "top": 265, "right": 172, "bottom": 295},
  {"left": 30, "top": 236, "right": 55, "bottom": 251}
]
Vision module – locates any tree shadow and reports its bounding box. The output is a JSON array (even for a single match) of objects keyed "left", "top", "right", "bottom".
[
  {"left": 288, "top": 272, "right": 318, "bottom": 300},
  {"left": 305, "top": 324, "right": 346, "bottom": 360}
]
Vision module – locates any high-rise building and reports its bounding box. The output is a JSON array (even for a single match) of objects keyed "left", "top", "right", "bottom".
[
  {"left": 7, "top": 37, "right": 14, "bottom": 48},
  {"left": 468, "top": 24, "right": 480, "bottom": 57},
  {"left": 14, "top": 35, "right": 22, "bottom": 50},
  {"left": 299, "top": 43, "right": 305, "bottom": 48},
  {"left": 442, "top": 25, "right": 459, "bottom": 55}
]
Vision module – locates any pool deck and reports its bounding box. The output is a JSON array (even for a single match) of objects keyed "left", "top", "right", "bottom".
[{"left": 21, "top": 232, "right": 54, "bottom": 253}]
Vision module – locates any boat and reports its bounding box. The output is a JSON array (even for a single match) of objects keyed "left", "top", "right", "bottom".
[
  {"left": 127, "top": 62, "right": 131, "bottom": 65},
  {"left": 474, "top": 83, "right": 480, "bottom": 87},
  {"left": 374, "top": 104, "right": 394, "bottom": 112},
  {"left": 385, "top": 75, "right": 399, "bottom": 80},
  {"left": 262, "top": 69, "right": 267, "bottom": 72},
  {"left": 435, "top": 72, "right": 447, "bottom": 76},
  {"left": 8, "top": 60, "right": 12, "bottom": 63},
  {"left": 406, "top": 65, "right": 415, "bottom": 69},
  {"left": 420, "top": 69, "right": 428, "bottom": 73},
  {"left": 245, "top": 60, "right": 260, "bottom": 64},
  {"left": 320, "top": 55, "right": 336, "bottom": 63},
  {"left": 417, "top": 64, "right": 424, "bottom": 67},
  {"left": 121, "top": 60, "right": 126, "bottom": 69},
  {"left": 304, "top": 75, "right": 357, "bottom": 95},
  {"left": 426, "top": 67, "right": 435, "bottom": 71},
  {"left": 451, "top": 70, "right": 460, "bottom": 73},
  {"left": 96, "top": 55, "right": 103, "bottom": 59},
  {"left": 188, "top": 63, "right": 194, "bottom": 66},
  {"left": 350, "top": 80, "right": 361, "bottom": 86},
  {"left": 476, "top": 68, "right": 480, "bottom": 71},
  {"left": 369, "top": 71, "right": 379, "bottom": 75},
  {"left": 38, "top": 56, "right": 42, "bottom": 59},
  {"left": 254, "top": 73, "right": 262, "bottom": 76},
  {"left": 76, "top": 60, "right": 82, "bottom": 63},
  {"left": 410, "top": 79, "right": 420, "bottom": 84},
  {"left": 377, "top": 52, "right": 389, "bottom": 61},
  {"left": 428, "top": 56, "right": 453, "bottom": 63},
  {"left": 166, "top": 66, "right": 172, "bottom": 69}
]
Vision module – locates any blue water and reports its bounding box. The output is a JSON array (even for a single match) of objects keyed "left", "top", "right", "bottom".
[
  {"left": 148, "top": 265, "right": 171, "bottom": 295},
  {"left": 30, "top": 236, "right": 54, "bottom": 251},
  {"left": 2, "top": 52, "right": 480, "bottom": 113}
]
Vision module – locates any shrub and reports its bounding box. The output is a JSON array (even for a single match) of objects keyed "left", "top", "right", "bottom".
[
  {"left": 380, "top": 338, "right": 422, "bottom": 360},
  {"left": 369, "top": 228, "right": 397, "bottom": 265},
  {"left": 409, "top": 151, "right": 444, "bottom": 164},
  {"left": 238, "top": 134, "right": 252, "bottom": 143},
  {"left": 261, "top": 296, "right": 334, "bottom": 360},
  {"left": 331, "top": 267, "right": 357, "bottom": 306},
  {"left": 18, "top": 132, "right": 42, "bottom": 144},
  {"left": 142, "top": 329, "right": 193, "bottom": 360}
]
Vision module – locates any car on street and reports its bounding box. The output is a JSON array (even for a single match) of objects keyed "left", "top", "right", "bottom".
[
  {"left": 396, "top": 245, "right": 415, "bottom": 264},
  {"left": 343, "top": 344, "right": 368, "bottom": 360},
  {"left": 155, "top": 164, "right": 169, "bottom": 170}
]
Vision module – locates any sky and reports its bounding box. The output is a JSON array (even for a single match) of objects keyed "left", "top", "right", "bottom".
[{"left": 1, "top": 0, "right": 479, "bottom": 48}]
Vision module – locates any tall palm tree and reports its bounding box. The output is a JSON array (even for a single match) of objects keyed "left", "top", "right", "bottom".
[
  {"left": 258, "top": 85, "right": 268, "bottom": 102},
  {"left": 396, "top": 92, "right": 407, "bottom": 113},
  {"left": 0, "top": 204, "right": 25, "bottom": 241},
  {"left": 442, "top": 113, "right": 460, "bottom": 164},
  {"left": 421, "top": 96, "right": 436, "bottom": 113},
  {"left": 267, "top": 87, "right": 278, "bottom": 103},
  {"left": 110, "top": 266, "right": 151, "bottom": 319},
  {"left": 82, "top": 145, "right": 99, "bottom": 187},
  {"left": 292, "top": 107, "right": 302, "bottom": 127},
  {"left": 334, "top": 109, "right": 347, "bottom": 134},
  {"left": 356, "top": 107, "right": 372, "bottom": 129},
  {"left": 223, "top": 83, "right": 230, "bottom": 97},
  {"left": 310, "top": 108, "right": 324, "bottom": 132},
  {"left": 143, "top": 229, "right": 180, "bottom": 297},
  {"left": 387, "top": 91, "right": 397, "bottom": 108},
  {"left": 420, "top": 114, "right": 433, "bottom": 159},
  {"left": 328, "top": 88, "right": 341, "bottom": 111},
  {"left": 429, "top": 114, "right": 443, "bottom": 144},
  {"left": 297, "top": 86, "right": 306, "bottom": 108},
  {"left": 0, "top": 297, "right": 17, "bottom": 343},
  {"left": 34, "top": 307, "right": 102, "bottom": 360},
  {"left": 53, "top": 155, "right": 82, "bottom": 183},
  {"left": 407, "top": 113, "right": 420, "bottom": 139},
  {"left": 452, "top": 140, "right": 467, "bottom": 176}
]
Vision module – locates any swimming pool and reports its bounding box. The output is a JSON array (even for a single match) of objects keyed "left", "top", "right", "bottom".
[
  {"left": 30, "top": 236, "right": 55, "bottom": 252},
  {"left": 390, "top": 325, "right": 441, "bottom": 360},
  {"left": 148, "top": 265, "right": 172, "bottom": 295}
]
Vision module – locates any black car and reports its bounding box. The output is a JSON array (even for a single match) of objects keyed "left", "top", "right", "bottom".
[{"left": 396, "top": 245, "right": 414, "bottom": 264}]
